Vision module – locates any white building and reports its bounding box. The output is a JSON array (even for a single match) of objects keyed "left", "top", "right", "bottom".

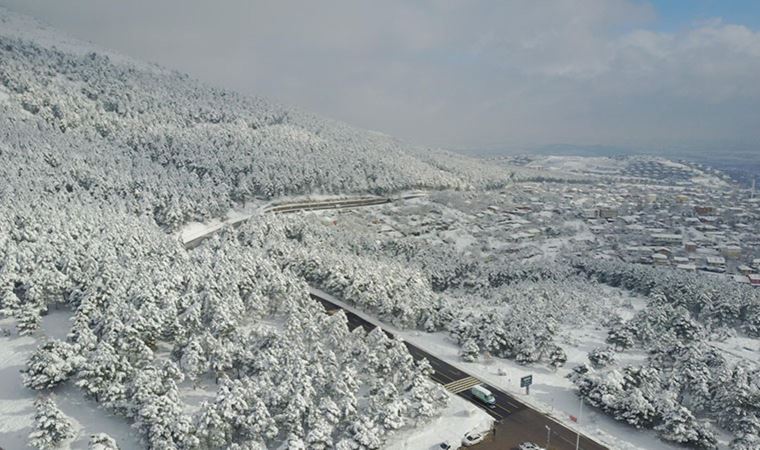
[
  {"left": 706, "top": 256, "right": 726, "bottom": 268},
  {"left": 653, "top": 253, "right": 669, "bottom": 266},
  {"left": 651, "top": 233, "right": 683, "bottom": 245}
]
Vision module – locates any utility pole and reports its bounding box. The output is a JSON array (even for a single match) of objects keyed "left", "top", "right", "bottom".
[
  {"left": 575, "top": 398, "right": 583, "bottom": 450},
  {"left": 545, "top": 425, "right": 551, "bottom": 449}
]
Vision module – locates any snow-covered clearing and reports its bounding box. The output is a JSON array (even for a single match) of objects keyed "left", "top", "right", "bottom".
[
  {"left": 709, "top": 335, "right": 760, "bottom": 366},
  {"left": 179, "top": 203, "right": 263, "bottom": 244},
  {"left": 0, "top": 311, "right": 139, "bottom": 450},
  {"left": 178, "top": 376, "right": 217, "bottom": 416},
  {"left": 55, "top": 384, "right": 141, "bottom": 450},
  {"left": 0, "top": 320, "right": 37, "bottom": 450},
  {"left": 691, "top": 175, "right": 729, "bottom": 188},
  {"left": 440, "top": 229, "right": 477, "bottom": 252},
  {"left": 383, "top": 393, "right": 492, "bottom": 450},
  {"left": 655, "top": 159, "right": 727, "bottom": 187}
]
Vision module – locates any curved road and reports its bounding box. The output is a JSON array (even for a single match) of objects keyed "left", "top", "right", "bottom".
[{"left": 183, "top": 196, "right": 393, "bottom": 249}]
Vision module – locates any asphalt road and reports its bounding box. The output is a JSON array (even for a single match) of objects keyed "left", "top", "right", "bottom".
[{"left": 311, "top": 293, "right": 608, "bottom": 450}]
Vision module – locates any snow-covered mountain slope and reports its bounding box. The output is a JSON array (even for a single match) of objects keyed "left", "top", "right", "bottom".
[
  {"left": 0, "top": 8, "right": 516, "bottom": 231},
  {"left": 0, "top": 8, "right": 500, "bottom": 450}
]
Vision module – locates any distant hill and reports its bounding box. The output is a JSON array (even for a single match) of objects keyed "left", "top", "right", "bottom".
[{"left": 0, "top": 8, "right": 515, "bottom": 231}]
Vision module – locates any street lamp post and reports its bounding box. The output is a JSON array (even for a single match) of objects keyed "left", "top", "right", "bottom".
[
  {"left": 545, "top": 425, "right": 551, "bottom": 449},
  {"left": 576, "top": 398, "right": 583, "bottom": 450}
]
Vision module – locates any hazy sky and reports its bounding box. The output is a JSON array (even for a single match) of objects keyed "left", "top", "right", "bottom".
[{"left": 2, "top": 0, "right": 760, "bottom": 154}]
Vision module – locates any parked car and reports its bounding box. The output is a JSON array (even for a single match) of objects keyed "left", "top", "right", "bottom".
[
  {"left": 462, "top": 431, "right": 486, "bottom": 447},
  {"left": 518, "top": 442, "right": 546, "bottom": 450},
  {"left": 439, "top": 442, "right": 453, "bottom": 450}
]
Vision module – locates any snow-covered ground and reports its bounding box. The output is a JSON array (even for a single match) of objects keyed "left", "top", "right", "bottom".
[
  {"left": 0, "top": 84, "right": 9, "bottom": 103},
  {"left": 526, "top": 156, "right": 624, "bottom": 174},
  {"left": 178, "top": 376, "right": 217, "bottom": 416},
  {"left": 0, "top": 320, "right": 38, "bottom": 450},
  {"left": 690, "top": 175, "right": 729, "bottom": 188},
  {"left": 383, "top": 393, "right": 492, "bottom": 450},
  {"left": 309, "top": 287, "right": 702, "bottom": 450},
  {"left": 0, "top": 312, "right": 139, "bottom": 450},
  {"left": 522, "top": 155, "right": 730, "bottom": 188},
  {"left": 396, "top": 329, "right": 685, "bottom": 450},
  {"left": 709, "top": 335, "right": 760, "bottom": 365},
  {"left": 656, "top": 159, "right": 728, "bottom": 188},
  {"left": 179, "top": 202, "right": 265, "bottom": 244}
]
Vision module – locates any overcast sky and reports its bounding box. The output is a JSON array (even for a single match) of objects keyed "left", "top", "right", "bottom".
[{"left": 2, "top": 0, "right": 760, "bottom": 155}]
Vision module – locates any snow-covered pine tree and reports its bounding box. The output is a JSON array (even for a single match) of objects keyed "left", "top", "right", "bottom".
[
  {"left": 16, "top": 302, "right": 42, "bottom": 336},
  {"left": 89, "top": 432, "right": 120, "bottom": 450},
  {"left": 588, "top": 346, "right": 617, "bottom": 369},
  {"left": 304, "top": 417, "right": 334, "bottom": 450},
  {"left": 76, "top": 341, "right": 131, "bottom": 409},
  {"left": 23, "top": 339, "right": 82, "bottom": 390},
  {"left": 548, "top": 345, "right": 567, "bottom": 369},
  {"left": 459, "top": 339, "right": 479, "bottom": 362},
  {"left": 28, "top": 395, "right": 75, "bottom": 450},
  {"left": 655, "top": 401, "right": 717, "bottom": 449}
]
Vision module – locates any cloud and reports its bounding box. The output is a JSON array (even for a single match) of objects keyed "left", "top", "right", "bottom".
[{"left": 1, "top": 0, "right": 759, "bottom": 153}]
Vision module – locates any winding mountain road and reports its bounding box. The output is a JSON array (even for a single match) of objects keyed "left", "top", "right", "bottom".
[{"left": 183, "top": 196, "right": 396, "bottom": 249}]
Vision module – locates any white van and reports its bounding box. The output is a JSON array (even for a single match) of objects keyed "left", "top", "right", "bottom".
[{"left": 470, "top": 385, "right": 496, "bottom": 407}]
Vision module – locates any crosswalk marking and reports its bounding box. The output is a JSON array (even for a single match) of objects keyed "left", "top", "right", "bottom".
[{"left": 443, "top": 376, "right": 481, "bottom": 394}]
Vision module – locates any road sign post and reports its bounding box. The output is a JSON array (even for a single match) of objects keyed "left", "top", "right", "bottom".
[{"left": 520, "top": 374, "right": 533, "bottom": 395}]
